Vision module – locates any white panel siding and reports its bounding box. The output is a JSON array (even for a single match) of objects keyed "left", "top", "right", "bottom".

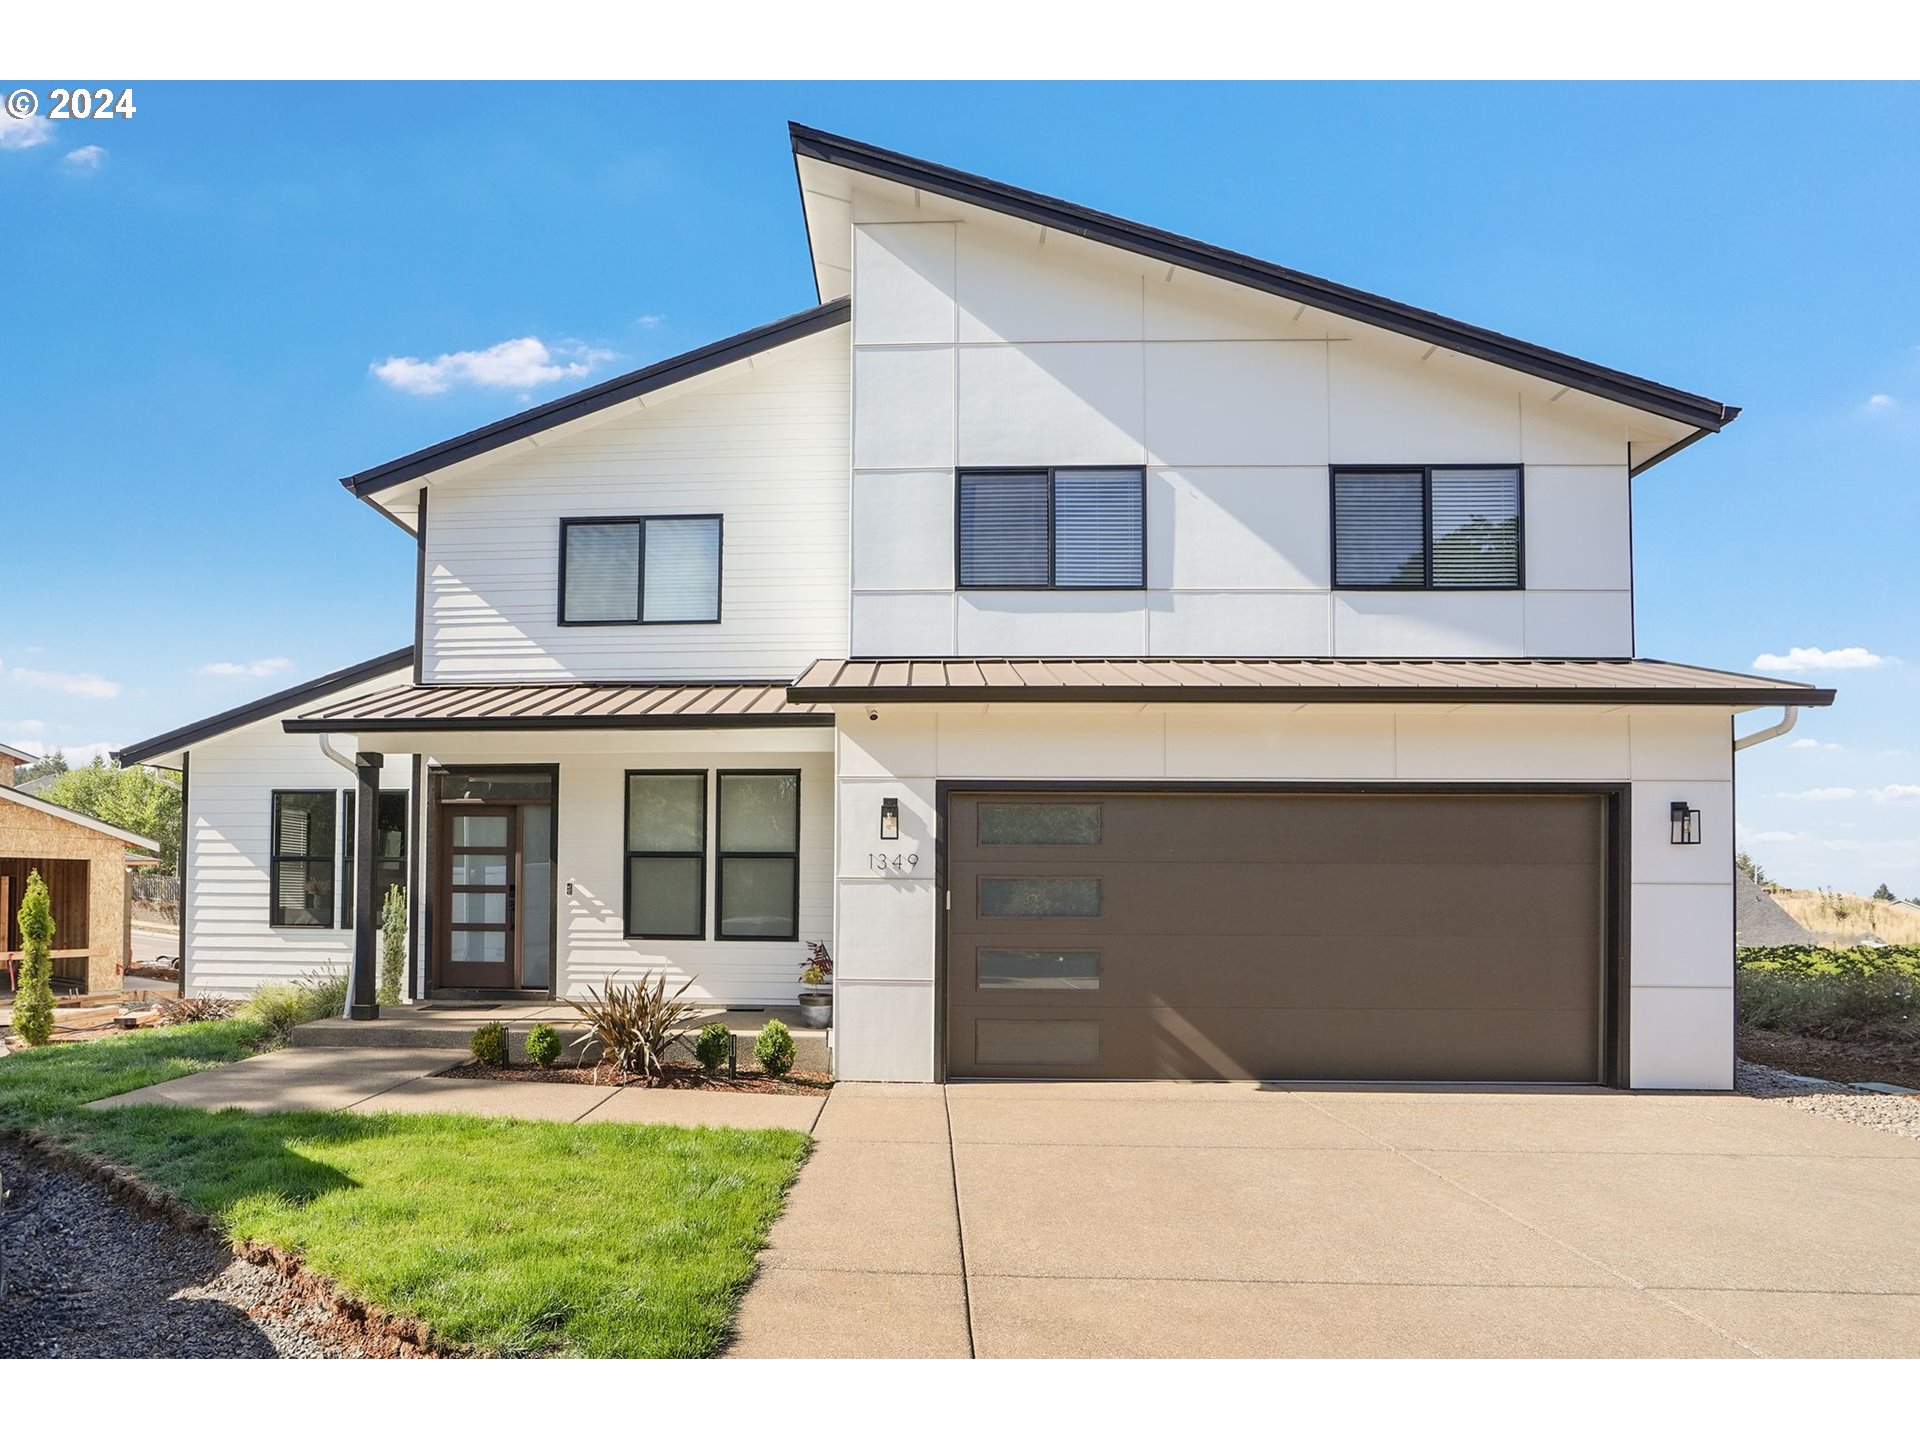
[
  {"left": 422, "top": 328, "right": 849, "bottom": 683},
  {"left": 832, "top": 702, "right": 1736, "bottom": 1088},
  {"left": 848, "top": 209, "right": 1641, "bottom": 660},
  {"left": 184, "top": 670, "right": 414, "bottom": 998}
]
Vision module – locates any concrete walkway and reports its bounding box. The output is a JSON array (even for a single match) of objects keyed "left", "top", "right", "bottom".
[
  {"left": 86, "top": 1046, "right": 827, "bottom": 1131},
  {"left": 726, "top": 1081, "right": 1920, "bottom": 1359}
]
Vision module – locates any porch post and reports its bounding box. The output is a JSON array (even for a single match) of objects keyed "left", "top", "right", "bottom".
[{"left": 348, "top": 751, "right": 383, "bottom": 1020}]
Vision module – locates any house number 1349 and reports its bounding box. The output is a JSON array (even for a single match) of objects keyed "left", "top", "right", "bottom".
[{"left": 868, "top": 852, "right": 919, "bottom": 873}]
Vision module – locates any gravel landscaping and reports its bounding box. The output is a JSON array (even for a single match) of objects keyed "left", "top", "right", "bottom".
[
  {"left": 0, "top": 1140, "right": 398, "bottom": 1358},
  {"left": 1735, "top": 1059, "right": 1920, "bottom": 1144}
]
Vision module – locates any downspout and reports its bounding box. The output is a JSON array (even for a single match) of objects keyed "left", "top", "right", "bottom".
[
  {"left": 1734, "top": 706, "right": 1800, "bottom": 751},
  {"left": 316, "top": 734, "right": 358, "bottom": 774}
]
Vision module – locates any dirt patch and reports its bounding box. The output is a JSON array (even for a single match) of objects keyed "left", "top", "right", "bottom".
[
  {"left": 440, "top": 1060, "right": 831, "bottom": 1096},
  {"left": 1736, "top": 1024, "right": 1920, "bottom": 1090}
]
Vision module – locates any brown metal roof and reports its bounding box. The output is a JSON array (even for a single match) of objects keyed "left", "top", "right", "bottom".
[
  {"left": 284, "top": 680, "right": 829, "bottom": 733},
  {"left": 788, "top": 658, "right": 1836, "bottom": 708}
]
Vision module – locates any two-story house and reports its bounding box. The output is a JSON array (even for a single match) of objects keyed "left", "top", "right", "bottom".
[{"left": 116, "top": 124, "right": 1833, "bottom": 1089}]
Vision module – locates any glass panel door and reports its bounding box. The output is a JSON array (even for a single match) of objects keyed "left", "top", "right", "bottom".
[{"left": 440, "top": 805, "right": 518, "bottom": 989}]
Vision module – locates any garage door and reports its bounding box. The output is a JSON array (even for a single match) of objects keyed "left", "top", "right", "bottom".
[{"left": 945, "top": 790, "right": 1610, "bottom": 1083}]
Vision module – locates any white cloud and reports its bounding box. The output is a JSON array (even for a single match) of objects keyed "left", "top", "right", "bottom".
[
  {"left": 8, "top": 667, "right": 121, "bottom": 700},
  {"left": 370, "top": 337, "right": 615, "bottom": 396},
  {"left": 1789, "top": 737, "right": 1842, "bottom": 751},
  {"left": 0, "top": 113, "right": 53, "bottom": 151},
  {"left": 198, "top": 657, "right": 294, "bottom": 679},
  {"left": 1870, "top": 784, "right": 1920, "bottom": 803},
  {"left": 3, "top": 719, "right": 47, "bottom": 736},
  {"left": 1752, "top": 646, "right": 1891, "bottom": 672},
  {"left": 1771, "top": 787, "right": 1858, "bottom": 802},
  {"left": 1866, "top": 393, "right": 1897, "bottom": 410},
  {"left": 635, "top": 314, "right": 664, "bottom": 330},
  {"left": 60, "top": 741, "right": 117, "bottom": 766},
  {"left": 64, "top": 144, "right": 105, "bottom": 169}
]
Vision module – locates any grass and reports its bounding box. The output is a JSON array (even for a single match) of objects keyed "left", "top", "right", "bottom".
[
  {"left": 1770, "top": 888, "right": 1920, "bottom": 946},
  {"left": 0, "top": 1021, "right": 811, "bottom": 1357}
]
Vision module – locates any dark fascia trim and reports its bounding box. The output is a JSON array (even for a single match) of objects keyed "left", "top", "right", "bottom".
[
  {"left": 283, "top": 711, "right": 831, "bottom": 735},
  {"left": 341, "top": 299, "right": 852, "bottom": 499},
  {"left": 789, "top": 681, "right": 1836, "bottom": 709},
  {"left": 790, "top": 123, "right": 1739, "bottom": 438},
  {"left": 1626, "top": 425, "right": 1714, "bottom": 478},
  {"left": 115, "top": 647, "right": 416, "bottom": 766}
]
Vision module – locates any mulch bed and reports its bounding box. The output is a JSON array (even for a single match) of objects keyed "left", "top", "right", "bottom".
[
  {"left": 1737, "top": 1024, "right": 1920, "bottom": 1090},
  {"left": 440, "top": 1060, "right": 831, "bottom": 1096}
]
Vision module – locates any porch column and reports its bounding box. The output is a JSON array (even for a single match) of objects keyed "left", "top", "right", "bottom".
[{"left": 348, "top": 751, "right": 383, "bottom": 1020}]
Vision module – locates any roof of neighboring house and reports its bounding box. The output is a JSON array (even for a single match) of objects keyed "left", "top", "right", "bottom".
[
  {"left": 115, "top": 647, "right": 415, "bottom": 767},
  {"left": 0, "top": 741, "right": 35, "bottom": 764},
  {"left": 0, "top": 783, "right": 160, "bottom": 852},
  {"left": 788, "top": 657, "right": 1838, "bottom": 707},
  {"left": 284, "top": 679, "right": 828, "bottom": 733},
  {"left": 789, "top": 123, "right": 1738, "bottom": 460},
  {"left": 1736, "top": 874, "right": 1818, "bottom": 946},
  {"left": 339, "top": 299, "right": 851, "bottom": 500}
]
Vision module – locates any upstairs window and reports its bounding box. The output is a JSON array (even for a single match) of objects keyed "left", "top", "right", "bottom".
[
  {"left": 559, "top": 515, "right": 722, "bottom": 624},
  {"left": 1332, "top": 466, "right": 1522, "bottom": 590},
  {"left": 958, "top": 468, "right": 1145, "bottom": 589}
]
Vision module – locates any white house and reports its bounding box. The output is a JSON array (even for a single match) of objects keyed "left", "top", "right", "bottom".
[{"left": 117, "top": 123, "right": 1834, "bottom": 1089}]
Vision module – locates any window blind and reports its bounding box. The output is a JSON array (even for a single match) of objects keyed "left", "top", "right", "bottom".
[
  {"left": 563, "top": 522, "right": 641, "bottom": 622},
  {"left": 1430, "top": 468, "right": 1520, "bottom": 588},
  {"left": 958, "top": 472, "right": 1050, "bottom": 586},
  {"left": 1333, "top": 471, "right": 1426, "bottom": 587},
  {"left": 643, "top": 517, "right": 722, "bottom": 622},
  {"left": 1053, "top": 469, "right": 1145, "bottom": 587}
]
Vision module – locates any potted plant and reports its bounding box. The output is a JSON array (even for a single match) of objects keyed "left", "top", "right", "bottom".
[{"left": 797, "top": 940, "right": 833, "bottom": 1028}]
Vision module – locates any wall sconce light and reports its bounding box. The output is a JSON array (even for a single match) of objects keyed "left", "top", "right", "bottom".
[
  {"left": 880, "top": 796, "right": 900, "bottom": 841},
  {"left": 1670, "top": 801, "right": 1701, "bottom": 845}
]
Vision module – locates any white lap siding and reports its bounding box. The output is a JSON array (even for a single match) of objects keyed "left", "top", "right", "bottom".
[{"left": 184, "top": 704, "right": 415, "bottom": 999}]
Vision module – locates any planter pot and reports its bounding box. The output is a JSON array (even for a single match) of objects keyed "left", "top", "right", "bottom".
[{"left": 797, "top": 990, "right": 832, "bottom": 1028}]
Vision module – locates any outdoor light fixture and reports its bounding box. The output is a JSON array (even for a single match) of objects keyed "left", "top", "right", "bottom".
[
  {"left": 1670, "top": 801, "right": 1701, "bottom": 845},
  {"left": 880, "top": 796, "right": 900, "bottom": 840}
]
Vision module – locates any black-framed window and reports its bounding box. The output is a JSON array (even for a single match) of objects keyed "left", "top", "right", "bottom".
[
  {"left": 269, "top": 790, "right": 336, "bottom": 928},
  {"left": 1331, "top": 466, "right": 1523, "bottom": 590},
  {"left": 716, "top": 770, "right": 800, "bottom": 941},
  {"left": 625, "top": 770, "right": 707, "bottom": 939},
  {"left": 341, "top": 789, "right": 409, "bottom": 931},
  {"left": 957, "top": 468, "right": 1145, "bottom": 589},
  {"left": 559, "top": 515, "right": 722, "bottom": 625}
]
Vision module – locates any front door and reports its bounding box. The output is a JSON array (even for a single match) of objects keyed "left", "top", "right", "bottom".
[{"left": 439, "top": 805, "right": 520, "bottom": 989}]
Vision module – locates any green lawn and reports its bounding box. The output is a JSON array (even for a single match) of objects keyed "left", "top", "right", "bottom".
[{"left": 0, "top": 1022, "right": 811, "bottom": 1357}]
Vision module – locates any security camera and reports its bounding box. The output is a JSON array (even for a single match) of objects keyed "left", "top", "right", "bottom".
[{"left": 867, "top": 708, "right": 879, "bottom": 722}]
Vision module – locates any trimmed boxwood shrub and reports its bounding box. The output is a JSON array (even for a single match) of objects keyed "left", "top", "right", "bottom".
[
  {"left": 753, "top": 1019, "right": 796, "bottom": 1078},
  {"left": 525, "top": 1023, "right": 562, "bottom": 1068},
  {"left": 471, "top": 1020, "right": 509, "bottom": 1066},
  {"left": 694, "top": 1021, "right": 731, "bottom": 1074}
]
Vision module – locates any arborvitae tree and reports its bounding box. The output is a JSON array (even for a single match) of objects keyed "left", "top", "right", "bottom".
[
  {"left": 12, "top": 869, "right": 57, "bottom": 1046},
  {"left": 377, "top": 883, "right": 407, "bottom": 1006}
]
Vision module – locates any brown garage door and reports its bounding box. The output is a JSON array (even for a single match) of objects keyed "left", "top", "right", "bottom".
[{"left": 945, "top": 790, "right": 1610, "bottom": 1083}]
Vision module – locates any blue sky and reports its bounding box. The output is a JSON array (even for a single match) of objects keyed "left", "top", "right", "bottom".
[{"left": 1, "top": 82, "right": 1914, "bottom": 892}]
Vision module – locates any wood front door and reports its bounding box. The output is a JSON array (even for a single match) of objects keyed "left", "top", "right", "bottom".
[{"left": 438, "top": 805, "right": 521, "bottom": 989}]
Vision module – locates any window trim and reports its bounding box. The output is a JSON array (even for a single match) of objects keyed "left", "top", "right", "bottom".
[
  {"left": 714, "top": 768, "right": 802, "bottom": 943},
  {"left": 341, "top": 788, "right": 410, "bottom": 932},
  {"left": 954, "top": 466, "right": 1148, "bottom": 592},
  {"left": 268, "top": 788, "right": 337, "bottom": 930},
  {"left": 1329, "top": 464, "right": 1526, "bottom": 592},
  {"left": 556, "top": 514, "right": 725, "bottom": 627},
  {"left": 623, "top": 768, "right": 709, "bottom": 941}
]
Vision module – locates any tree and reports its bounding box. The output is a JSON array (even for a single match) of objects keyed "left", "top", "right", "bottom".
[
  {"left": 40, "top": 759, "right": 182, "bottom": 874},
  {"left": 14, "top": 748, "right": 68, "bottom": 786},
  {"left": 1872, "top": 883, "right": 1896, "bottom": 902},
  {"left": 12, "top": 869, "right": 57, "bottom": 1046},
  {"left": 377, "top": 883, "right": 406, "bottom": 1007},
  {"left": 1734, "top": 851, "right": 1772, "bottom": 888}
]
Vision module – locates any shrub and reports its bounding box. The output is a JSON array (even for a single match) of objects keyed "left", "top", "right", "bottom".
[
  {"left": 754, "top": 1019, "right": 796, "bottom": 1078},
  {"left": 1738, "top": 966, "right": 1915, "bottom": 1039},
  {"left": 567, "top": 972, "right": 700, "bottom": 1083},
  {"left": 377, "top": 883, "right": 407, "bottom": 1007},
  {"left": 243, "top": 968, "right": 352, "bottom": 1042},
  {"left": 525, "top": 1023, "right": 562, "bottom": 1069},
  {"left": 11, "top": 870, "right": 56, "bottom": 1046},
  {"left": 471, "top": 1021, "right": 509, "bottom": 1067},
  {"left": 153, "top": 995, "right": 237, "bottom": 1025},
  {"left": 694, "top": 1021, "right": 731, "bottom": 1074},
  {"left": 1737, "top": 945, "right": 1920, "bottom": 979}
]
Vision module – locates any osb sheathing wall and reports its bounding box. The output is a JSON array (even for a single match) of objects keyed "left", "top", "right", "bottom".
[{"left": 0, "top": 799, "right": 135, "bottom": 994}]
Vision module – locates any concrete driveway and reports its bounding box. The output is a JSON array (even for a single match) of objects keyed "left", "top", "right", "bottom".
[{"left": 728, "top": 1081, "right": 1920, "bottom": 1358}]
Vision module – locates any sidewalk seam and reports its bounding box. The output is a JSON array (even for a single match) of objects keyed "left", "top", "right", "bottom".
[{"left": 942, "top": 1084, "right": 977, "bottom": 1359}]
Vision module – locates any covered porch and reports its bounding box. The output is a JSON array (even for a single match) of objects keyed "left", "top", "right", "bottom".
[{"left": 281, "top": 678, "right": 836, "bottom": 1042}]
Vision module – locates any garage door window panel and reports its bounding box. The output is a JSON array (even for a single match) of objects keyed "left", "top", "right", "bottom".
[
  {"left": 978, "top": 802, "right": 1103, "bottom": 846},
  {"left": 978, "top": 876, "right": 1102, "bottom": 918},
  {"left": 978, "top": 948, "right": 1102, "bottom": 990}
]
